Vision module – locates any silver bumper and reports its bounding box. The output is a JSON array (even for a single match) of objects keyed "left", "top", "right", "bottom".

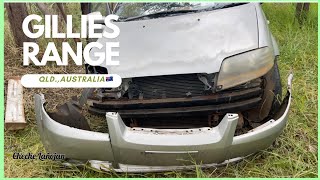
[{"left": 34, "top": 74, "right": 293, "bottom": 172}]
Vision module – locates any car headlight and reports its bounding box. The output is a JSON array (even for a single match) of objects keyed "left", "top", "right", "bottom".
[{"left": 217, "top": 47, "right": 274, "bottom": 90}]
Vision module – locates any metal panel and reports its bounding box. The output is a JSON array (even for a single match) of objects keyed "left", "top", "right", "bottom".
[
  {"left": 91, "top": 3, "right": 259, "bottom": 78},
  {"left": 89, "top": 97, "right": 262, "bottom": 117}
]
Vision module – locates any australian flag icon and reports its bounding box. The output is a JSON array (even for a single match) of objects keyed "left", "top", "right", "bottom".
[{"left": 106, "top": 76, "right": 113, "bottom": 82}]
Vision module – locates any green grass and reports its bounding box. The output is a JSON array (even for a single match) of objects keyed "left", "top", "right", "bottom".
[{"left": 4, "top": 3, "right": 318, "bottom": 177}]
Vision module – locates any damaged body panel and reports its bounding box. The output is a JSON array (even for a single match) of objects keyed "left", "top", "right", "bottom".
[
  {"left": 91, "top": 3, "right": 259, "bottom": 78},
  {"left": 35, "top": 94, "right": 114, "bottom": 161},
  {"left": 34, "top": 74, "right": 292, "bottom": 172}
]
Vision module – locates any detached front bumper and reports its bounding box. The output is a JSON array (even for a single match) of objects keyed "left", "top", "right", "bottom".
[{"left": 34, "top": 74, "right": 293, "bottom": 172}]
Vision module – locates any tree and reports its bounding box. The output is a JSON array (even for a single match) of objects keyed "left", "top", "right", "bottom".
[
  {"left": 81, "top": 3, "right": 90, "bottom": 15},
  {"left": 5, "top": 3, "right": 34, "bottom": 47},
  {"left": 296, "top": 3, "right": 310, "bottom": 26},
  {"left": 36, "top": 3, "right": 79, "bottom": 43}
]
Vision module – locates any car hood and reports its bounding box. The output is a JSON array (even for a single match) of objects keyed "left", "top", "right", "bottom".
[{"left": 91, "top": 3, "right": 258, "bottom": 78}]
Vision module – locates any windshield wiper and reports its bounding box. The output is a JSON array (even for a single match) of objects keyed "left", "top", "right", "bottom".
[{"left": 120, "top": 9, "right": 199, "bottom": 22}]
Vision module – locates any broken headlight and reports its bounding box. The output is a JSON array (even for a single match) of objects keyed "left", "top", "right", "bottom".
[{"left": 216, "top": 47, "right": 274, "bottom": 90}]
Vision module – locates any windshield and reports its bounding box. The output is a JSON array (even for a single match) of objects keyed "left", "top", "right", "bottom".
[{"left": 114, "top": 3, "right": 245, "bottom": 20}]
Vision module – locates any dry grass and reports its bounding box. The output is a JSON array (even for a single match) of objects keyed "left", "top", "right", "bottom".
[{"left": 4, "top": 3, "right": 318, "bottom": 177}]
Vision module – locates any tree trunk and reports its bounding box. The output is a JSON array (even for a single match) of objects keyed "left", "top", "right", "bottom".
[
  {"left": 109, "top": 3, "right": 117, "bottom": 12},
  {"left": 56, "top": 3, "right": 80, "bottom": 43},
  {"left": 56, "top": 3, "right": 67, "bottom": 22},
  {"left": 5, "top": 3, "right": 34, "bottom": 47},
  {"left": 81, "top": 3, "right": 90, "bottom": 15},
  {"left": 36, "top": 3, "right": 52, "bottom": 15},
  {"left": 296, "top": 3, "right": 310, "bottom": 26}
]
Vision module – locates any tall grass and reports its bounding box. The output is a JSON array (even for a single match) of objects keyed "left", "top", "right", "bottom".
[{"left": 4, "top": 3, "right": 318, "bottom": 177}]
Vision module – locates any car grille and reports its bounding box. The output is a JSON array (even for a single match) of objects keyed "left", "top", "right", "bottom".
[
  {"left": 130, "top": 74, "right": 206, "bottom": 99},
  {"left": 88, "top": 74, "right": 263, "bottom": 128}
]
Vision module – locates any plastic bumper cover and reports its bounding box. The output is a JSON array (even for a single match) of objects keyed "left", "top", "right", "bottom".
[{"left": 34, "top": 74, "right": 293, "bottom": 172}]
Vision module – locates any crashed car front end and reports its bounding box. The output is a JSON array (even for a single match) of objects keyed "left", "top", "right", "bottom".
[{"left": 34, "top": 3, "right": 293, "bottom": 172}]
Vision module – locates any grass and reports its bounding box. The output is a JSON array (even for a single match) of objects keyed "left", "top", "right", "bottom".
[{"left": 4, "top": 3, "right": 318, "bottom": 178}]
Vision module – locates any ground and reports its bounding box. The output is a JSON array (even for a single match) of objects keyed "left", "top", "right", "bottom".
[{"left": 4, "top": 3, "right": 318, "bottom": 177}]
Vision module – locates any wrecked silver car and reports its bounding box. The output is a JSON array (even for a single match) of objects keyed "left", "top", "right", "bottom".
[{"left": 35, "top": 2, "right": 292, "bottom": 172}]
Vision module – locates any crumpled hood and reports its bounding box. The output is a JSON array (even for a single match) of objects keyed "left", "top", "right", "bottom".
[{"left": 92, "top": 3, "right": 258, "bottom": 78}]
